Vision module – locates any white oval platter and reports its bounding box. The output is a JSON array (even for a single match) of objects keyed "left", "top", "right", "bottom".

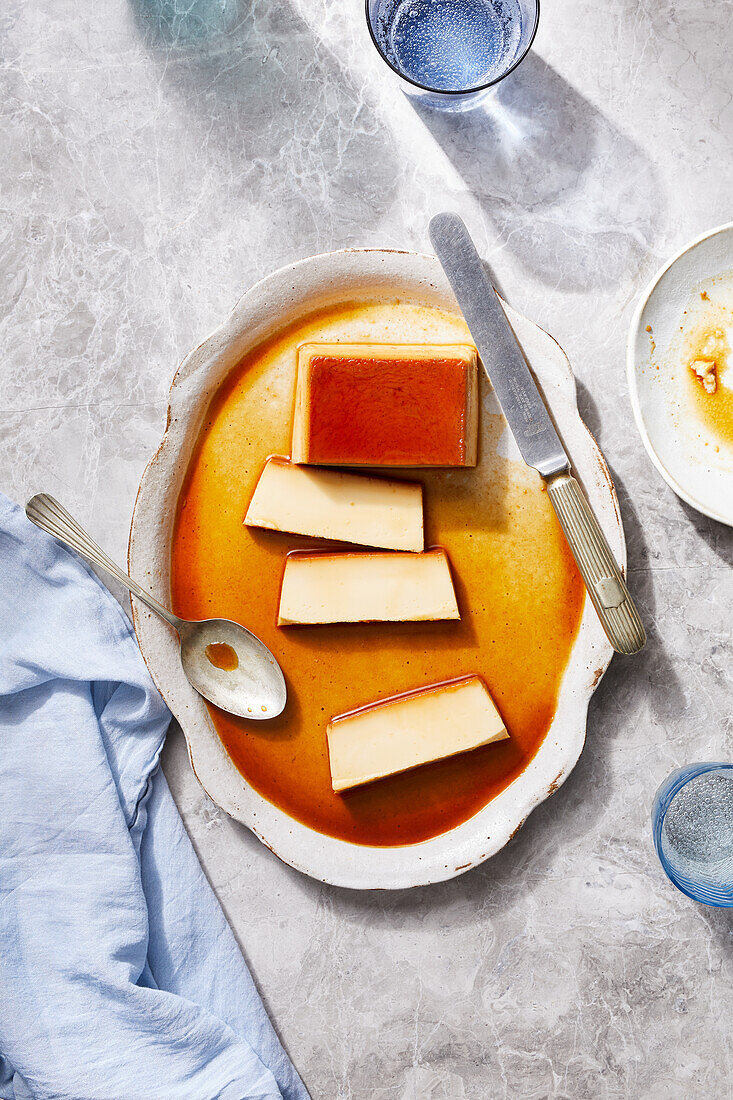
[
  {"left": 129, "top": 248, "right": 621, "bottom": 890},
  {"left": 627, "top": 222, "right": 733, "bottom": 526}
]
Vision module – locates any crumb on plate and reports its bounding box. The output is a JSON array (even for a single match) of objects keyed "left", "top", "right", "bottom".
[{"left": 689, "top": 357, "right": 717, "bottom": 394}]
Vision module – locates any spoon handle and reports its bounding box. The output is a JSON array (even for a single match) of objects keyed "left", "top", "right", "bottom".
[{"left": 25, "top": 493, "right": 181, "bottom": 632}]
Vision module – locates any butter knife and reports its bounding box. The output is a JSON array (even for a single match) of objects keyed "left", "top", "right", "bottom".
[{"left": 429, "top": 212, "right": 645, "bottom": 656}]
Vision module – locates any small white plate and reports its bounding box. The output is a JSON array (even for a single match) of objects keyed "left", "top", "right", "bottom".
[{"left": 628, "top": 223, "right": 733, "bottom": 526}]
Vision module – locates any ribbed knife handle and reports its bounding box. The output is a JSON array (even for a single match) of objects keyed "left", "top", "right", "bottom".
[{"left": 546, "top": 474, "right": 646, "bottom": 655}]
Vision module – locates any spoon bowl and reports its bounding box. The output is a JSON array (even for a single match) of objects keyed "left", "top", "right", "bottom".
[
  {"left": 25, "top": 494, "right": 287, "bottom": 720},
  {"left": 178, "top": 617, "right": 286, "bottom": 718}
]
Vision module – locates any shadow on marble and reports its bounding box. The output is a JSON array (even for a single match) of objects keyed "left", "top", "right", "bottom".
[
  {"left": 130, "top": 0, "right": 242, "bottom": 45},
  {"left": 575, "top": 379, "right": 686, "bottom": 717},
  {"left": 128, "top": 0, "right": 402, "bottom": 264},
  {"left": 694, "top": 900, "right": 733, "bottom": 950},
  {"left": 411, "top": 53, "right": 663, "bottom": 293},
  {"left": 678, "top": 500, "right": 733, "bottom": 568}
]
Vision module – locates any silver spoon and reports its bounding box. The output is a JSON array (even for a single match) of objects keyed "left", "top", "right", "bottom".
[{"left": 25, "top": 494, "right": 287, "bottom": 720}]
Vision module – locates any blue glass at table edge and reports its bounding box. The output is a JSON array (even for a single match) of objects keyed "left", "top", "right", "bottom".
[
  {"left": 365, "top": 0, "right": 540, "bottom": 111},
  {"left": 652, "top": 761, "right": 733, "bottom": 907}
]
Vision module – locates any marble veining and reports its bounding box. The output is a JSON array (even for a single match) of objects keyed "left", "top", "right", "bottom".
[{"left": 1, "top": 0, "right": 732, "bottom": 1096}]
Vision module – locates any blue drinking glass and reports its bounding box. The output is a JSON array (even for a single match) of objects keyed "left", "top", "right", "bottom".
[
  {"left": 365, "top": 0, "right": 539, "bottom": 111},
  {"left": 651, "top": 762, "right": 733, "bottom": 907}
]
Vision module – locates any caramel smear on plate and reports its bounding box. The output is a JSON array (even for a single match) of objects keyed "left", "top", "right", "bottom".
[
  {"left": 653, "top": 273, "right": 733, "bottom": 452},
  {"left": 683, "top": 306, "right": 733, "bottom": 448}
]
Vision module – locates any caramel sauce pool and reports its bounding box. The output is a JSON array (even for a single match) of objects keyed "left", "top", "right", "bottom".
[
  {"left": 171, "top": 301, "right": 585, "bottom": 847},
  {"left": 205, "top": 642, "right": 239, "bottom": 671}
]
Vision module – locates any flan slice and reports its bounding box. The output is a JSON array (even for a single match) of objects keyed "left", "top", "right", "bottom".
[
  {"left": 327, "top": 675, "right": 509, "bottom": 792},
  {"left": 244, "top": 456, "right": 424, "bottom": 551},
  {"left": 291, "top": 342, "right": 479, "bottom": 466},
  {"left": 278, "top": 548, "right": 459, "bottom": 625}
]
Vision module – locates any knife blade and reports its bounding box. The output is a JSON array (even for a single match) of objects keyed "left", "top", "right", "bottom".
[
  {"left": 429, "top": 212, "right": 569, "bottom": 479},
  {"left": 429, "top": 212, "right": 645, "bottom": 656}
]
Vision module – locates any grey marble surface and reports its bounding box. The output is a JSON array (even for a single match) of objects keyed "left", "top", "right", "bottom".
[{"left": 2, "top": 0, "right": 733, "bottom": 1096}]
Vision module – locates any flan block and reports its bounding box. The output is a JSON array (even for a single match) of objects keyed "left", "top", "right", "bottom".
[
  {"left": 291, "top": 342, "right": 479, "bottom": 466},
  {"left": 327, "top": 675, "right": 508, "bottom": 793},
  {"left": 244, "top": 456, "right": 423, "bottom": 551},
  {"left": 278, "top": 548, "right": 460, "bottom": 626}
]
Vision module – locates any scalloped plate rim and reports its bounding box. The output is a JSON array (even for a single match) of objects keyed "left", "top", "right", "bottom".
[{"left": 129, "top": 247, "right": 621, "bottom": 890}]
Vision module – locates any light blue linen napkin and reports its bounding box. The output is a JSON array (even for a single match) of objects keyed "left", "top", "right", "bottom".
[{"left": 0, "top": 492, "right": 309, "bottom": 1100}]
